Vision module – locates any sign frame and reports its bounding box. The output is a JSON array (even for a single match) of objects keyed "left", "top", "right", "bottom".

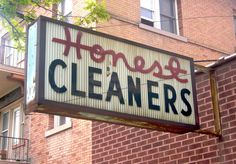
[{"left": 25, "top": 16, "right": 199, "bottom": 133}]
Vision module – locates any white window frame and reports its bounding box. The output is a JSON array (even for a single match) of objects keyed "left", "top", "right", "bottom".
[
  {"left": 58, "top": 0, "right": 72, "bottom": 23},
  {"left": 54, "top": 115, "right": 70, "bottom": 128},
  {"left": 140, "top": 0, "right": 179, "bottom": 35},
  {"left": 12, "top": 107, "right": 21, "bottom": 145},
  {"left": 0, "top": 99, "right": 24, "bottom": 151}
]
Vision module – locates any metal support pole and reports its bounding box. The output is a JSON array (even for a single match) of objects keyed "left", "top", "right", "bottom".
[
  {"left": 194, "top": 65, "right": 222, "bottom": 137},
  {"left": 209, "top": 70, "right": 222, "bottom": 136}
]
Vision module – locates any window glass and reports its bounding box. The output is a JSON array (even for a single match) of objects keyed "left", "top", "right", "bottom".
[
  {"left": 160, "top": 15, "right": 176, "bottom": 34},
  {"left": 160, "top": 0, "right": 176, "bottom": 34},
  {"left": 160, "top": 0, "right": 175, "bottom": 17},
  {"left": 2, "top": 112, "right": 9, "bottom": 131},
  {"left": 59, "top": 116, "right": 66, "bottom": 126},
  {"left": 141, "top": 8, "right": 153, "bottom": 19},
  {"left": 54, "top": 115, "right": 70, "bottom": 128}
]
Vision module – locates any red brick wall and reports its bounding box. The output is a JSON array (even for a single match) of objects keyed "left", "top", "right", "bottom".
[
  {"left": 24, "top": 114, "right": 92, "bottom": 164},
  {"left": 92, "top": 58, "right": 236, "bottom": 164}
]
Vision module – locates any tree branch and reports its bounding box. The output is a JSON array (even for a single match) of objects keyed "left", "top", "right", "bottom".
[{"left": 0, "top": 12, "right": 21, "bottom": 36}]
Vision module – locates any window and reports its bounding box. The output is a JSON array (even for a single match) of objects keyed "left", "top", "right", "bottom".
[
  {"left": 54, "top": 115, "right": 70, "bottom": 128},
  {"left": 1, "top": 35, "right": 25, "bottom": 68},
  {"left": 140, "top": 0, "right": 178, "bottom": 34},
  {"left": 0, "top": 100, "right": 24, "bottom": 150},
  {"left": 45, "top": 115, "right": 72, "bottom": 137},
  {"left": 58, "top": 0, "right": 72, "bottom": 23}
]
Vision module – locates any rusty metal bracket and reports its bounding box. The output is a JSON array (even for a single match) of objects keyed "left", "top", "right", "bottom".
[{"left": 194, "top": 65, "right": 222, "bottom": 137}]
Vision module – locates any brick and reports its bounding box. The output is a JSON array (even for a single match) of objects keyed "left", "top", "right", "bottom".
[
  {"left": 164, "top": 138, "right": 175, "bottom": 144},
  {"left": 225, "top": 70, "right": 236, "bottom": 78},
  {"left": 141, "top": 133, "right": 152, "bottom": 140},
  {"left": 196, "top": 159, "right": 210, "bottom": 164},
  {"left": 142, "top": 155, "right": 153, "bottom": 161},
  {"left": 175, "top": 134, "right": 187, "bottom": 141},
  {"left": 194, "top": 135, "right": 208, "bottom": 142},
  {"left": 131, "top": 136, "right": 141, "bottom": 142},
  {"left": 216, "top": 67, "right": 230, "bottom": 76},
  {"left": 142, "top": 144, "right": 152, "bottom": 151},
  {"left": 158, "top": 134, "right": 170, "bottom": 140},
  {"left": 223, "top": 127, "right": 236, "bottom": 135},
  {"left": 153, "top": 152, "right": 164, "bottom": 159},
  {"left": 170, "top": 154, "right": 182, "bottom": 160},
  {"left": 203, "top": 152, "right": 217, "bottom": 158},
  {"left": 219, "top": 90, "right": 233, "bottom": 99},
  {"left": 197, "top": 92, "right": 210, "bottom": 99},
  {"left": 178, "top": 157, "right": 189, "bottom": 163},
  {"left": 122, "top": 150, "right": 131, "bottom": 156},
  {"left": 183, "top": 151, "right": 194, "bottom": 157},
  {"left": 197, "top": 80, "right": 209, "bottom": 88},
  {"left": 159, "top": 156, "right": 170, "bottom": 163},
  {"left": 127, "top": 143, "right": 136, "bottom": 149},
  {"left": 118, "top": 156, "right": 127, "bottom": 162},
  {"left": 182, "top": 138, "right": 194, "bottom": 145},
  {"left": 190, "top": 155, "right": 203, "bottom": 161},
  {"left": 148, "top": 148, "right": 158, "bottom": 154},
  {"left": 165, "top": 149, "right": 176, "bottom": 156},
  {"left": 128, "top": 154, "right": 137, "bottom": 160},
  {"left": 189, "top": 143, "right": 202, "bottom": 150},
  {"left": 137, "top": 140, "right": 147, "bottom": 147},
  {"left": 132, "top": 147, "right": 141, "bottom": 153},
  {"left": 177, "top": 145, "right": 189, "bottom": 153},
  {"left": 159, "top": 145, "right": 170, "bottom": 152},
  {"left": 224, "top": 140, "right": 236, "bottom": 148},
  {"left": 227, "top": 95, "right": 236, "bottom": 102},
  {"left": 218, "top": 78, "right": 232, "bottom": 87},
  {"left": 225, "top": 154, "right": 236, "bottom": 161},
  {"left": 132, "top": 158, "right": 142, "bottom": 163},
  {"left": 170, "top": 142, "right": 181, "bottom": 149}
]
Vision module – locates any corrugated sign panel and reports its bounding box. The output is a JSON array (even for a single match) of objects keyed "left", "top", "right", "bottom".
[{"left": 26, "top": 16, "right": 199, "bottom": 133}]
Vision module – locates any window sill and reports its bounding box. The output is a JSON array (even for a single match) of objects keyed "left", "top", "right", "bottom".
[
  {"left": 139, "top": 23, "right": 188, "bottom": 42},
  {"left": 45, "top": 121, "right": 72, "bottom": 137}
]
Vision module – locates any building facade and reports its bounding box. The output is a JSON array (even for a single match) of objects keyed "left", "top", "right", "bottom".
[{"left": 0, "top": 0, "right": 236, "bottom": 163}]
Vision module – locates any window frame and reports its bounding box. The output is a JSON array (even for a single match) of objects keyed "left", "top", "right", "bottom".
[
  {"left": 45, "top": 115, "right": 72, "bottom": 137},
  {"left": 140, "top": 0, "right": 179, "bottom": 35},
  {"left": 54, "top": 115, "right": 70, "bottom": 128},
  {"left": 58, "top": 0, "right": 72, "bottom": 23},
  {"left": 12, "top": 107, "right": 21, "bottom": 145},
  {"left": 0, "top": 99, "right": 24, "bottom": 150}
]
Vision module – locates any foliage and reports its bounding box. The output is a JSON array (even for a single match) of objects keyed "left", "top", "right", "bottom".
[
  {"left": 0, "top": 0, "right": 110, "bottom": 50},
  {"left": 75, "top": 0, "right": 110, "bottom": 26}
]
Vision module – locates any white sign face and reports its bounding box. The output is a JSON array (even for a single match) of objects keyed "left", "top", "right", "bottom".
[
  {"left": 26, "top": 17, "right": 199, "bottom": 133},
  {"left": 26, "top": 23, "right": 37, "bottom": 105}
]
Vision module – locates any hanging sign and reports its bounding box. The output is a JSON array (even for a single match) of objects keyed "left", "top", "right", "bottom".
[{"left": 25, "top": 16, "right": 199, "bottom": 133}]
